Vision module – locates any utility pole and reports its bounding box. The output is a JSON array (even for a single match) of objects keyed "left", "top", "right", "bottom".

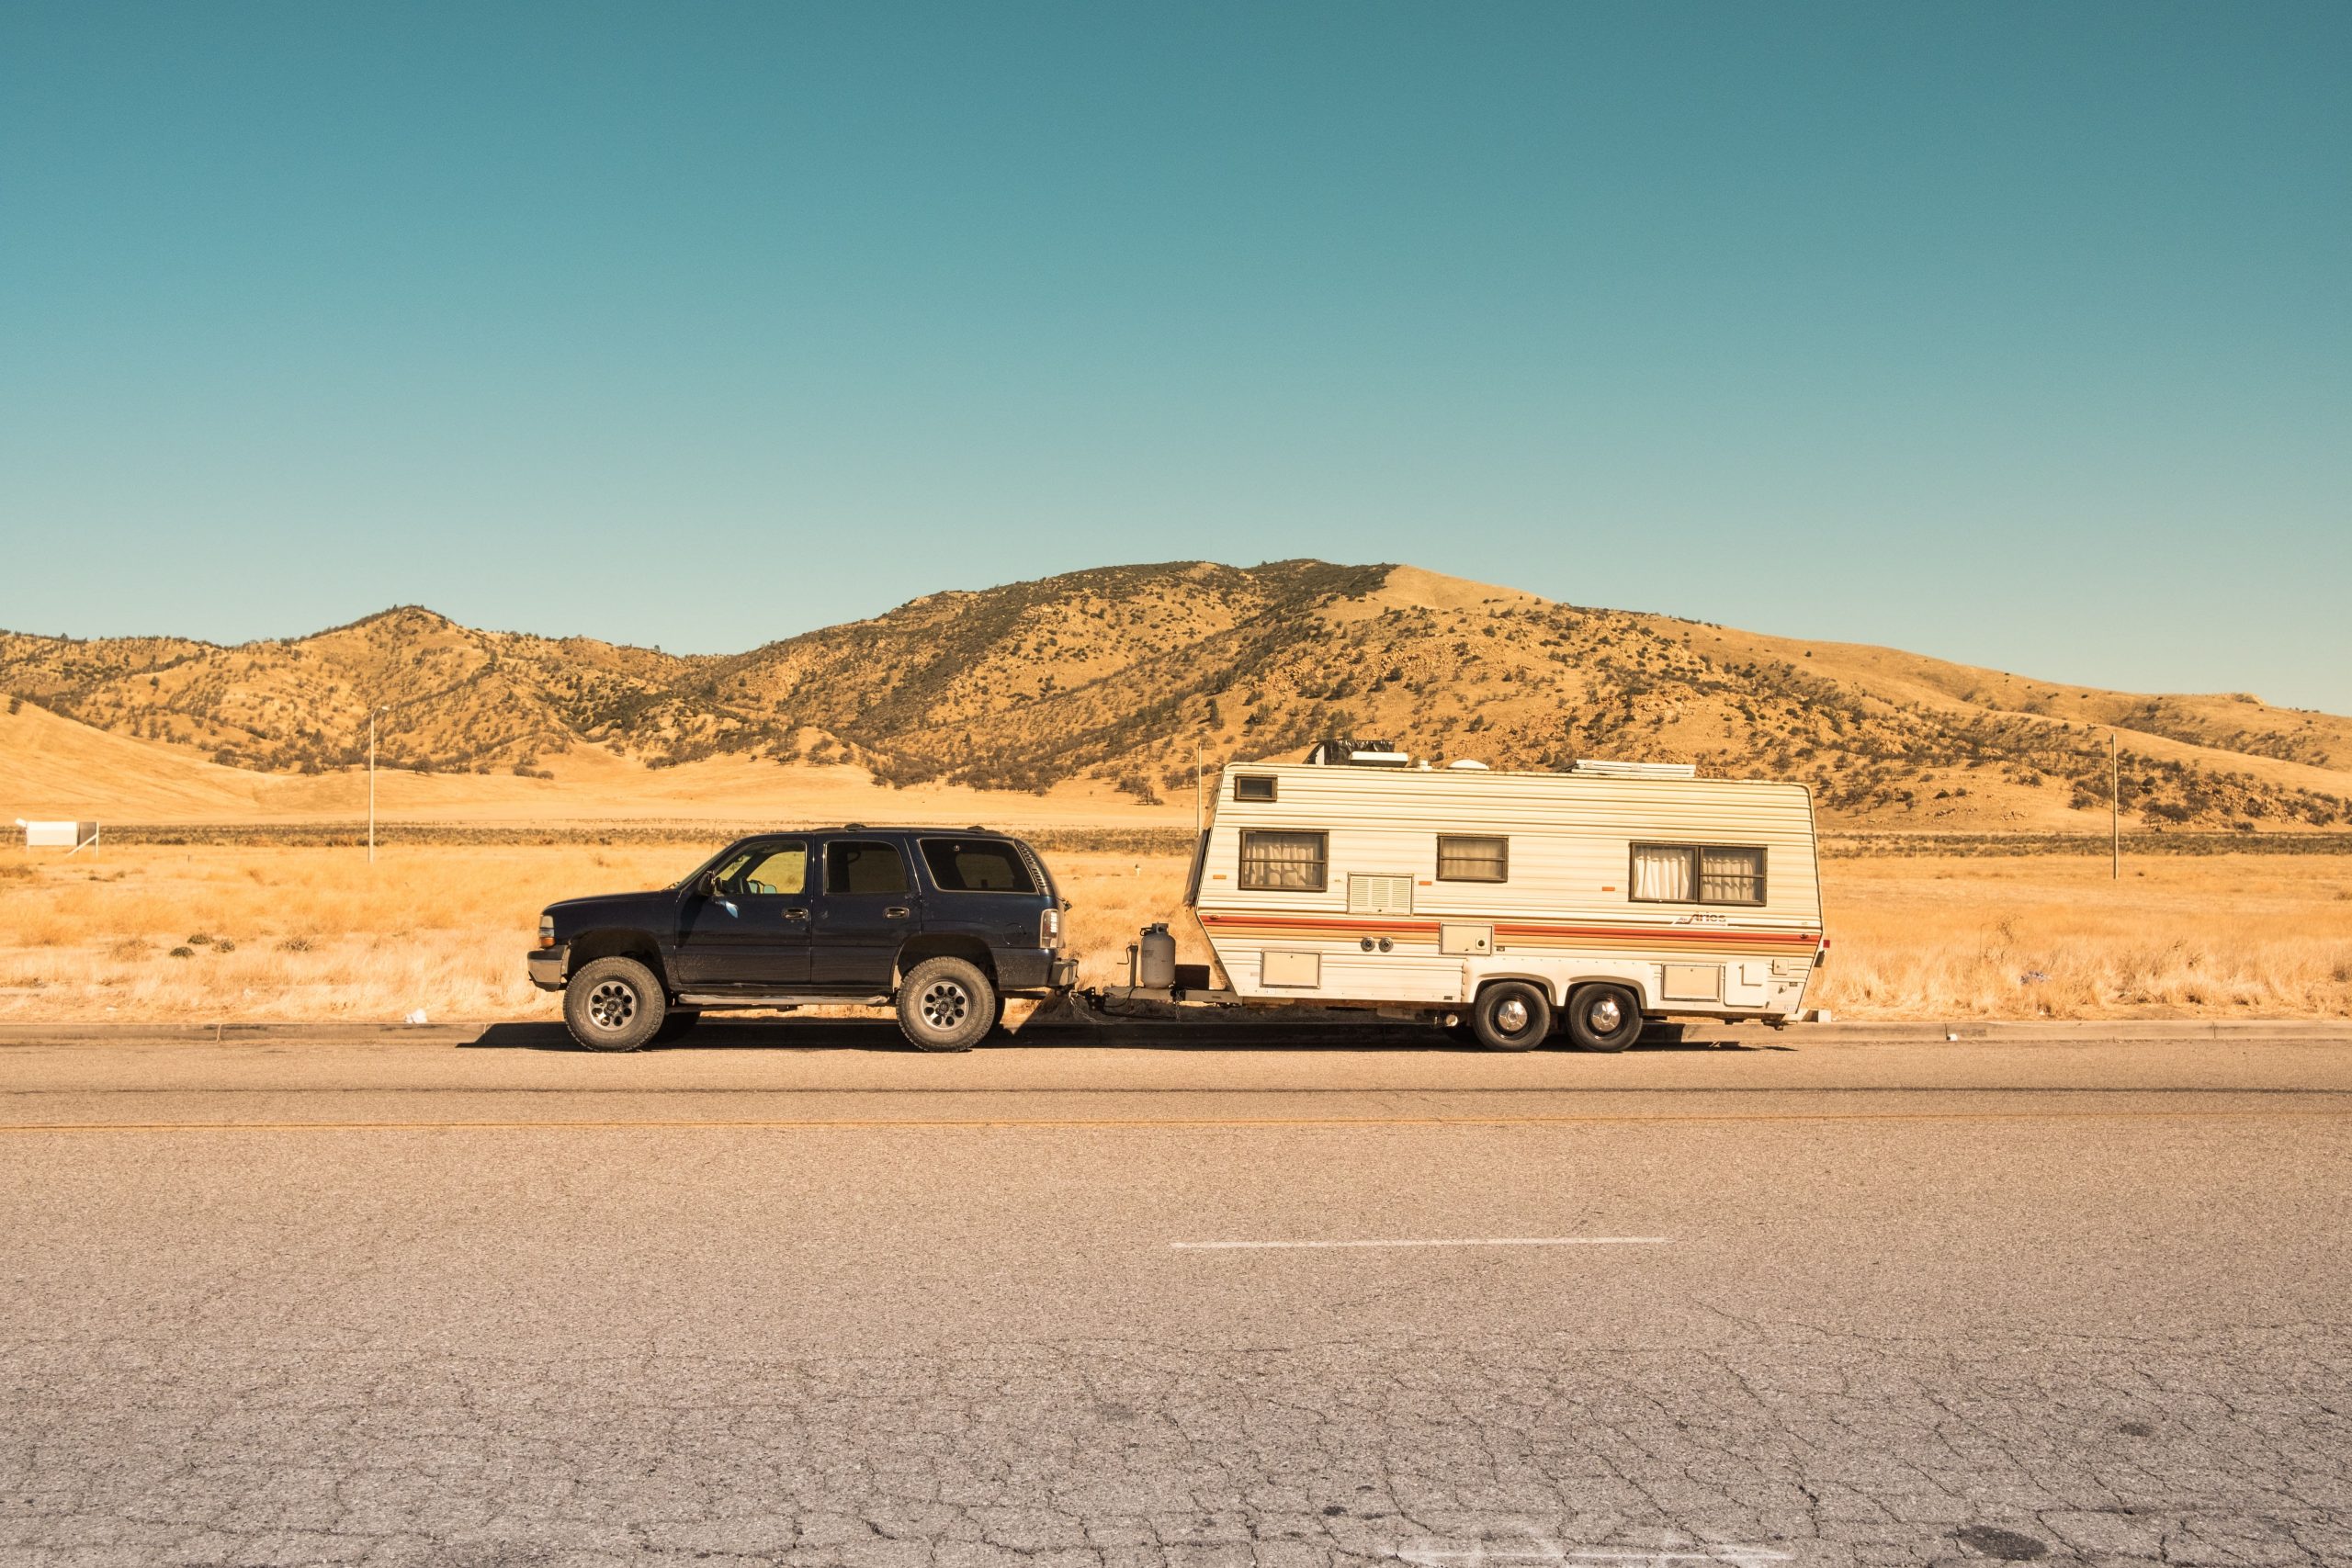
[
  {"left": 368, "top": 705, "right": 386, "bottom": 865},
  {"left": 2110, "top": 729, "right": 2120, "bottom": 881}
]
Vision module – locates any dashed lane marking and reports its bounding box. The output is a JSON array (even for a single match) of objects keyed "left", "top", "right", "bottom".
[{"left": 1171, "top": 1236, "right": 1671, "bottom": 1250}]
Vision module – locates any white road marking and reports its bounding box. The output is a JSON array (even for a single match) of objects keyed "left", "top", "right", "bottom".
[{"left": 1170, "top": 1235, "right": 1670, "bottom": 1250}]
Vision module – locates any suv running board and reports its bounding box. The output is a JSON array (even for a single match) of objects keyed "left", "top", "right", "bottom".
[{"left": 676, "top": 992, "right": 892, "bottom": 1009}]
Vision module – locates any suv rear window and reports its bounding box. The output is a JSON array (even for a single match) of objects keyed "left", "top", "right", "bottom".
[{"left": 919, "top": 839, "right": 1037, "bottom": 893}]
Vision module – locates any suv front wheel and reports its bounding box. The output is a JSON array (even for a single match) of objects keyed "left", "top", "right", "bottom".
[
  {"left": 897, "top": 956, "right": 997, "bottom": 1053},
  {"left": 563, "top": 956, "right": 668, "bottom": 1052}
]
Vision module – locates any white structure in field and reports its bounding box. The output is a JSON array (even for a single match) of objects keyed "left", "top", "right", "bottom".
[
  {"left": 16, "top": 819, "right": 98, "bottom": 852},
  {"left": 1184, "top": 755, "right": 1825, "bottom": 1025}
]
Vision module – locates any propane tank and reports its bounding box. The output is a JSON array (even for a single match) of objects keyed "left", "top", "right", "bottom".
[{"left": 1136, "top": 922, "right": 1177, "bottom": 988}]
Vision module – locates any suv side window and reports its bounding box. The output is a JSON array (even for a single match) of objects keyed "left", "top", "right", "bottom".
[
  {"left": 919, "top": 839, "right": 1036, "bottom": 893},
  {"left": 735, "top": 843, "right": 807, "bottom": 896},
  {"left": 826, "top": 840, "right": 910, "bottom": 896}
]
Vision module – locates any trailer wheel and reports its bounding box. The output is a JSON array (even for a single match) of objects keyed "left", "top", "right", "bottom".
[
  {"left": 1566, "top": 983, "right": 1643, "bottom": 1053},
  {"left": 1471, "top": 981, "right": 1551, "bottom": 1052}
]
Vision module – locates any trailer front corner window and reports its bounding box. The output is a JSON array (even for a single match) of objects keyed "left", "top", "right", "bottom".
[{"left": 1234, "top": 775, "right": 1277, "bottom": 802}]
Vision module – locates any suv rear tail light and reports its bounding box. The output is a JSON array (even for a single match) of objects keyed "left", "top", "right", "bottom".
[{"left": 1039, "top": 908, "right": 1062, "bottom": 950}]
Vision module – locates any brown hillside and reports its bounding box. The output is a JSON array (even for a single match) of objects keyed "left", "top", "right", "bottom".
[{"left": 4, "top": 562, "right": 2347, "bottom": 833}]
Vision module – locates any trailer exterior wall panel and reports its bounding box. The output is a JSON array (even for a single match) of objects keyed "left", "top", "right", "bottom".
[{"left": 1191, "top": 764, "right": 1825, "bottom": 1023}]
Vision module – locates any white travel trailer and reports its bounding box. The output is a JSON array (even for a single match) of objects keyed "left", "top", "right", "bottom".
[{"left": 1128, "top": 743, "right": 1826, "bottom": 1050}]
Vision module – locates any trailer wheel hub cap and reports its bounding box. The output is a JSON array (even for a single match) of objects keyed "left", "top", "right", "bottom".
[
  {"left": 1590, "top": 996, "right": 1623, "bottom": 1032},
  {"left": 1494, "top": 997, "right": 1529, "bottom": 1033},
  {"left": 920, "top": 981, "right": 970, "bottom": 1032},
  {"left": 586, "top": 980, "right": 637, "bottom": 1032}
]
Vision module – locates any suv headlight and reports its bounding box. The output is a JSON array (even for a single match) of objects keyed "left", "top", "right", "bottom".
[{"left": 537, "top": 915, "right": 557, "bottom": 951}]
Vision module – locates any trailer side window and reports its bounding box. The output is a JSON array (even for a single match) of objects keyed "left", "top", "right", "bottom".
[
  {"left": 1234, "top": 775, "right": 1277, "bottom": 802},
  {"left": 1631, "top": 842, "right": 1766, "bottom": 906},
  {"left": 1700, "top": 846, "right": 1765, "bottom": 905},
  {"left": 1436, "top": 835, "right": 1509, "bottom": 882},
  {"left": 1239, "top": 829, "right": 1327, "bottom": 892}
]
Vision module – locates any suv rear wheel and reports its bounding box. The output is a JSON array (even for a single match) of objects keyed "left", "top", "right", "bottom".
[
  {"left": 564, "top": 956, "right": 667, "bottom": 1052},
  {"left": 897, "top": 956, "right": 997, "bottom": 1053}
]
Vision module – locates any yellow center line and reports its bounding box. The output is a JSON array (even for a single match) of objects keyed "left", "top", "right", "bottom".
[{"left": 1, "top": 1108, "right": 2347, "bottom": 1133}]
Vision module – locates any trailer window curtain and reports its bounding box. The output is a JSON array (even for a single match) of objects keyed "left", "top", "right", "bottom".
[
  {"left": 1631, "top": 844, "right": 1694, "bottom": 901},
  {"left": 1436, "top": 835, "right": 1509, "bottom": 882},
  {"left": 1239, "top": 829, "right": 1328, "bottom": 892},
  {"left": 1631, "top": 842, "right": 1768, "bottom": 906},
  {"left": 1700, "top": 846, "right": 1765, "bottom": 905}
]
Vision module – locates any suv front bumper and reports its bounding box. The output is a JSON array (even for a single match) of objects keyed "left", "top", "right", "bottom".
[{"left": 526, "top": 945, "right": 567, "bottom": 992}]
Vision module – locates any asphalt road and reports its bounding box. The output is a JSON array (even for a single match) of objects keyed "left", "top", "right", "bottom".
[{"left": 3, "top": 1025, "right": 2348, "bottom": 1567}]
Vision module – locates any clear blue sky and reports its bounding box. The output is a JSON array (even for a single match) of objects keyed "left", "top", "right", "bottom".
[{"left": 5, "top": 2, "right": 2346, "bottom": 709}]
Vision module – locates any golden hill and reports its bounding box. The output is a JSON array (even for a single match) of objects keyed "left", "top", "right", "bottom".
[{"left": 4, "top": 560, "right": 2348, "bottom": 833}]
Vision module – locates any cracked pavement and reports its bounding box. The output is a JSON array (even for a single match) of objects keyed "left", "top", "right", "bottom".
[{"left": 2, "top": 1031, "right": 2347, "bottom": 1566}]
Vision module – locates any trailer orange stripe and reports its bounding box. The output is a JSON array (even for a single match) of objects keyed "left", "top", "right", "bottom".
[{"left": 1198, "top": 913, "right": 1820, "bottom": 946}]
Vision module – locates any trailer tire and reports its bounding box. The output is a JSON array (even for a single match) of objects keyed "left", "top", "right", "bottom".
[
  {"left": 897, "top": 956, "right": 996, "bottom": 1053},
  {"left": 564, "top": 956, "right": 667, "bottom": 1052},
  {"left": 1471, "top": 981, "right": 1551, "bottom": 1052},
  {"left": 1565, "top": 983, "right": 1643, "bottom": 1053}
]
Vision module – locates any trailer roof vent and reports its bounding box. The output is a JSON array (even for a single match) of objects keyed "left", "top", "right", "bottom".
[
  {"left": 1304, "top": 739, "right": 1412, "bottom": 767},
  {"left": 1445, "top": 759, "right": 1490, "bottom": 770},
  {"left": 1569, "top": 758, "right": 1697, "bottom": 779}
]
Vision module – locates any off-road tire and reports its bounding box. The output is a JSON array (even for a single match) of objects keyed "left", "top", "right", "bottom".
[
  {"left": 897, "top": 956, "right": 996, "bottom": 1053},
  {"left": 1471, "top": 980, "right": 1552, "bottom": 1052},
  {"left": 650, "top": 1009, "right": 702, "bottom": 1045},
  {"left": 564, "top": 956, "right": 667, "bottom": 1052},
  {"left": 1565, "top": 983, "right": 1643, "bottom": 1053}
]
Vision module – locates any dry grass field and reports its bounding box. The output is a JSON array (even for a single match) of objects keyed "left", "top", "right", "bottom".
[{"left": 1, "top": 840, "right": 2346, "bottom": 1024}]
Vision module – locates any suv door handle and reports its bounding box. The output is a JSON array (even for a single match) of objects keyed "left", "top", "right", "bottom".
[
  {"left": 781, "top": 908, "right": 808, "bottom": 921},
  {"left": 884, "top": 906, "right": 911, "bottom": 919}
]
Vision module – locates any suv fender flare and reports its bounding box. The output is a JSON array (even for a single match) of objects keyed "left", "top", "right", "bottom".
[
  {"left": 565, "top": 929, "right": 672, "bottom": 990},
  {"left": 893, "top": 932, "right": 996, "bottom": 987}
]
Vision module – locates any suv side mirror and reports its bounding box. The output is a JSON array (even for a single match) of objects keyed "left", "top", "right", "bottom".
[{"left": 696, "top": 870, "right": 721, "bottom": 897}]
